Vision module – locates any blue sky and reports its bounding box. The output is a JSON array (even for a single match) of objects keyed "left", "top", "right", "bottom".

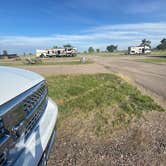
[{"left": 0, "top": 0, "right": 166, "bottom": 53}]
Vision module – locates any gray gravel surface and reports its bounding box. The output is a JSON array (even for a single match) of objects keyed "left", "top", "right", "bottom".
[{"left": 48, "top": 111, "right": 166, "bottom": 166}]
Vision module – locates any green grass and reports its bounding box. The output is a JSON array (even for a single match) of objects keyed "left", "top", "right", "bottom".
[
  {"left": 80, "top": 51, "right": 126, "bottom": 57},
  {"left": 138, "top": 58, "right": 166, "bottom": 63},
  {"left": 47, "top": 74, "right": 164, "bottom": 137},
  {"left": 151, "top": 50, "right": 166, "bottom": 56},
  {"left": 41, "top": 61, "right": 92, "bottom": 65}
]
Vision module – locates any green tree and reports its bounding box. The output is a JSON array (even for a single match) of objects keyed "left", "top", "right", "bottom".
[
  {"left": 156, "top": 38, "right": 166, "bottom": 50},
  {"left": 3, "top": 50, "right": 8, "bottom": 56},
  {"left": 106, "top": 45, "right": 117, "bottom": 52},
  {"left": 88, "top": 47, "right": 95, "bottom": 53},
  {"left": 96, "top": 49, "right": 100, "bottom": 53},
  {"left": 63, "top": 44, "right": 72, "bottom": 48},
  {"left": 140, "top": 39, "right": 151, "bottom": 48},
  {"left": 53, "top": 45, "right": 58, "bottom": 49}
]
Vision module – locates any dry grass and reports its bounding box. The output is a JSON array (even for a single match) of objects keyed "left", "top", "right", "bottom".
[{"left": 0, "top": 57, "right": 92, "bottom": 66}]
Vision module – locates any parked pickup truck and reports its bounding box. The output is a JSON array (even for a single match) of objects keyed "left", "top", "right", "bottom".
[{"left": 0, "top": 66, "right": 58, "bottom": 166}]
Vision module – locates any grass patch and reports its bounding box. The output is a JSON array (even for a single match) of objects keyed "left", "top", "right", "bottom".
[
  {"left": 151, "top": 50, "right": 166, "bottom": 56},
  {"left": 47, "top": 74, "right": 164, "bottom": 138},
  {"left": 0, "top": 59, "right": 92, "bottom": 66},
  {"left": 80, "top": 51, "right": 126, "bottom": 57},
  {"left": 41, "top": 61, "right": 92, "bottom": 65},
  {"left": 138, "top": 58, "right": 166, "bottom": 63}
]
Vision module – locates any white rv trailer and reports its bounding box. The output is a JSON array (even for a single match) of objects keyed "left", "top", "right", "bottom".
[
  {"left": 128, "top": 45, "right": 151, "bottom": 55},
  {"left": 36, "top": 49, "right": 48, "bottom": 57},
  {"left": 36, "top": 47, "right": 77, "bottom": 58}
]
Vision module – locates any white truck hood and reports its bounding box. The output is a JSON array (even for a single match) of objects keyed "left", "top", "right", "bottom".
[{"left": 0, "top": 66, "right": 44, "bottom": 106}]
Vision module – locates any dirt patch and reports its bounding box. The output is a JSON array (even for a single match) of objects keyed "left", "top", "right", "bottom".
[
  {"left": 48, "top": 111, "right": 166, "bottom": 166},
  {"left": 20, "top": 64, "right": 109, "bottom": 76}
]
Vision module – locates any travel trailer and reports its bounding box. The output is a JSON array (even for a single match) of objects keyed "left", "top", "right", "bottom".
[
  {"left": 128, "top": 45, "right": 151, "bottom": 55},
  {"left": 36, "top": 47, "right": 77, "bottom": 57}
]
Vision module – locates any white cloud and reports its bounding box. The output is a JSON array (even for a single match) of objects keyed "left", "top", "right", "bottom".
[
  {"left": 0, "top": 22, "right": 166, "bottom": 53},
  {"left": 126, "top": 0, "right": 166, "bottom": 14},
  {"left": 87, "top": 22, "right": 166, "bottom": 33}
]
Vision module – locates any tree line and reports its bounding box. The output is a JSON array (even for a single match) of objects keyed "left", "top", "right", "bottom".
[
  {"left": 85, "top": 38, "right": 166, "bottom": 54},
  {"left": 87, "top": 45, "right": 118, "bottom": 54},
  {"left": 1, "top": 38, "right": 166, "bottom": 56},
  {"left": 53, "top": 44, "right": 73, "bottom": 48},
  {"left": 53, "top": 38, "right": 166, "bottom": 54}
]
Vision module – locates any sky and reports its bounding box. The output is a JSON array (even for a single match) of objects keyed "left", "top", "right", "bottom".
[{"left": 0, "top": 0, "right": 166, "bottom": 54}]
